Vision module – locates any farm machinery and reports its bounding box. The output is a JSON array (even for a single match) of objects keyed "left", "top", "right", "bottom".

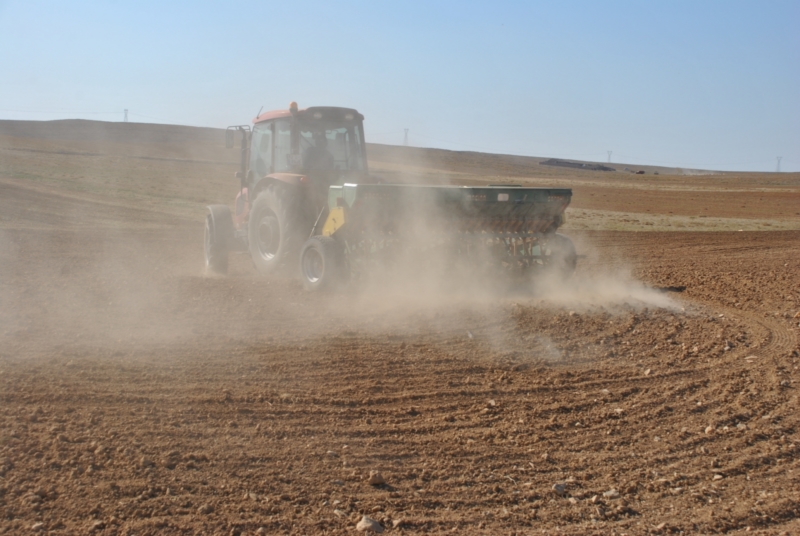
[{"left": 204, "top": 103, "right": 577, "bottom": 290}]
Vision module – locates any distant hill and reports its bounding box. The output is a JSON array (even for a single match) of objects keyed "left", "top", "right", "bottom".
[
  {"left": 0, "top": 119, "right": 222, "bottom": 146},
  {"left": 0, "top": 119, "right": 707, "bottom": 176}
]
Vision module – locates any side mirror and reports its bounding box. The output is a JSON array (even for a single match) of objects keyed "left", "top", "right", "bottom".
[{"left": 225, "top": 129, "right": 235, "bottom": 149}]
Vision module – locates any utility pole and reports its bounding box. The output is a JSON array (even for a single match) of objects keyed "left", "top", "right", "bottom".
[
  {"left": 607, "top": 151, "right": 612, "bottom": 163},
  {"left": 776, "top": 156, "right": 781, "bottom": 172},
  {"left": 404, "top": 129, "right": 409, "bottom": 147},
  {"left": 124, "top": 109, "right": 128, "bottom": 123}
]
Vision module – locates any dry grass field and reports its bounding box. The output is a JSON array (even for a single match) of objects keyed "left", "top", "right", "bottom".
[{"left": 1, "top": 120, "right": 799, "bottom": 535}]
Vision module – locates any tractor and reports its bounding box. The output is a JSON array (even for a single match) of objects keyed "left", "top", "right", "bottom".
[{"left": 204, "top": 102, "right": 577, "bottom": 290}]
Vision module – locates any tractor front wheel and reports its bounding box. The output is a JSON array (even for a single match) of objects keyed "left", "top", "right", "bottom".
[{"left": 299, "top": 236, "right": 345, "bottom": 291}]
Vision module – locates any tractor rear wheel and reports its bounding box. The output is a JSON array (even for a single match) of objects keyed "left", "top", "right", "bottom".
[
  {"left": 248, "top": 184, "right": 306, "bottom": 275},
  {"left": 204, "top": 205, "right": 232, "bottom": 274},
  {"left": 299, "top": 236, "right": 345, "bottom": 291},
  {"left": 543, "top": 233, "right": 577, "bottom": 280}
]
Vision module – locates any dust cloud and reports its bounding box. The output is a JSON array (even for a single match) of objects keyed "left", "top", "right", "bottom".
[
  {"left": 0, "top": 119, "right": 679, "bottom": 363},
  {"left": 332, "top": 243, "right": 680, "bottom": 363},
  {"left": 339, "top": 155, "right": 680, "bottom": 318},
  {"left": 306, "top": 161, "right": 682, "bottom": 360},
  {"left": 533, "top": 270, "right": 679, "bottom": 311}
]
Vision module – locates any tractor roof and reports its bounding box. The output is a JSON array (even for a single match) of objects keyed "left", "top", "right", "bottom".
[{"left": 253, "top": 106, "right": 363, "bottom": 125}]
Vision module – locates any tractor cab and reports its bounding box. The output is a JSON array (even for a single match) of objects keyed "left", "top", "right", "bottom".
[
  {"left": 222, "top": 103, "right": 370, "bottom": 257},
  {"left": 245, "top": 104, "right": 368, "bottom": 190}
]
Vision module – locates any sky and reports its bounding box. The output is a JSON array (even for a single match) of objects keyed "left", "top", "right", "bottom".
[{"left": 0, "top": 0, "right": 798, "bottom": 172}]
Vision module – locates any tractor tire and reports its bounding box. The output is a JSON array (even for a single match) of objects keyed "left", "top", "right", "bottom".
[
  {"left": 543, "top": 233, "right": 577, "bottom": 280},
  {"left": 204, "top": 205, "right": 233, "bottom": 274},
  {"left": 299, "top": 236, "right": 345, "bottom": 291},
  {"left": 248, "top": 184, "right": 307, "bottom": 276}
]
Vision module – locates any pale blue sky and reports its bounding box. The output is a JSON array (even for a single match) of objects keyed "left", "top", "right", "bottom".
[{"left": 1, "top": 1, "right": 798, "bottom": 171}]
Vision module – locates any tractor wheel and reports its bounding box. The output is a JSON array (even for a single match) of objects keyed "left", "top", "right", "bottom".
[
  {"left": 248, "top": 184, "right": 306, "bottom": 275},
  {"left": 299, "top": 236, "right": 344, "bottom": 291},
  {"left": 543, "top": 233, "right": 577, "bottom": 280},
  {"left": 204, "top": 205, "right": 232, "bottom": 274}
]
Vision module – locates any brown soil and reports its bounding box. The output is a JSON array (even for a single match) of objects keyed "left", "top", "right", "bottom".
[{"left": 1, "top": 121, "right": 799, "bottom": 535}]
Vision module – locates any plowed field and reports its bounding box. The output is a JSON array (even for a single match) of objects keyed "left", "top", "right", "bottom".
[{"left": 1, "top": 121, "right": 799, "bottom": 535}]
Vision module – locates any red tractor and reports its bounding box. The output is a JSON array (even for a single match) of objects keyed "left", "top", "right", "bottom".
[
  {"left": 205, "top": 103, "right": 577, "bottom": 290},
  {"left": 204, "top": 102, "right": 370, "bottom": 276}
]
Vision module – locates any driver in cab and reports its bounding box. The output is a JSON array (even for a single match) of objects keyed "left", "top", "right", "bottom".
[{"left": 303, "top": 131, "right": 335, "bottom": 172}]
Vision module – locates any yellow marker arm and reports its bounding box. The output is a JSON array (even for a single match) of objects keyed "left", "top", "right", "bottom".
[{"left": 322, "top": 206, "right": 346, "bottom": 237}]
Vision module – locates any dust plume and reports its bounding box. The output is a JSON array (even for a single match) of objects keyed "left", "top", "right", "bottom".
[
  {"left": 337, "top": 155, "right": 680, "bottom": 319},
  {"left": 532, "top": 270, "right": 680, "bottom": 311},
  {"left": 0, "top": 119, "right": 680, "bottom": 363},
  {"left": 308, "top": 160, "right": 682, "bottom": 364}
]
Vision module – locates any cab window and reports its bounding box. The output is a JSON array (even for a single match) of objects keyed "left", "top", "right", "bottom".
[
  {"left": 298, "top": 123, "right": 365, "bottom": 172},
  {"left": 274, "top": 119, "right": 293, "bottom": 172},
  {"left": 250, "top": 122, "right": 273, "bottom": 177}
]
